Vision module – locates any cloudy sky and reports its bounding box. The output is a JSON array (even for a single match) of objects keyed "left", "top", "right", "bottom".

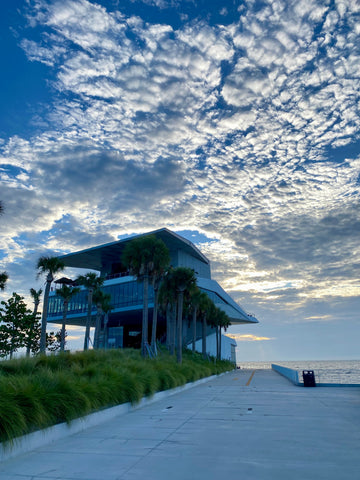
[{"left": 1, "top": 0, "right": 359, "bottom": 361}]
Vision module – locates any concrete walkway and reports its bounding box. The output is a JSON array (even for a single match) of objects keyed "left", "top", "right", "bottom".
[{"left": 1, "top": 369, "right": 359, "bottom": 480}]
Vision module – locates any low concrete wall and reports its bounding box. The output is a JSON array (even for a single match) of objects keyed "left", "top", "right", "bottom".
[
  {"left": 272, "top": 364, "right": 301, "bottom": 386},
  {"left": 272, "top": 365, "right": 360, "bottom": 387}
]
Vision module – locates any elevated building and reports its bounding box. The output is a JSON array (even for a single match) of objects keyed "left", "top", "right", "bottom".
[{"left": 47, "top": 228, "right": 258, "bottom": 351}]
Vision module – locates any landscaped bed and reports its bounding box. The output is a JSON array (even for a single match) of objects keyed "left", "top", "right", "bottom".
[{"left": 0, "top": 348, "right": 233, "bottom": 444}]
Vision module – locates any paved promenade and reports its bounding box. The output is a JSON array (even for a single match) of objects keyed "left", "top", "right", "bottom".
[{"left": 1, "top": 369, "right": 359, "bottom": 480}]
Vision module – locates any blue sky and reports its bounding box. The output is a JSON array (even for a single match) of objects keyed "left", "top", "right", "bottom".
[{"left": 1, "top": 0, "right": 359, "bottom": 361}]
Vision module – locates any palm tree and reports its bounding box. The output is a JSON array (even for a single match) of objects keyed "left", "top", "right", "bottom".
[
  {"left": 218, "top": 309, "right": 231, "bottom": 359},
  {"left": 93, "top": 288, "right": 104, "bottom": 349},
  {"left": 76, "top": 272, "right": 104, "bottom": 351},
  {"left": 150, "top": 256, "right": 170, "bottom": 354},
  {"left": 56, "top": 284, "right": 80, "bottom": 351},
  {"left": 26, "top": 288, "right": 43, "bottom": 357},
  {"left": 92, "top": 289, "right": 111, "bottom": 349},
  {"left": 0, "top": 272, "right": 8, "bottom": 291},
  {"left": 207, "top": 304, "right": 221, "bottom": 359},
  {"left": 168, "top": 267, "right": 197, "bottom": 364},
  {"left": 198, "top": 292, "right": 212, "bottom": 360},
  {"left": 159, "top": 270, "right": 177, "bottom": 355},
  {"left": 122, "top": 235, "right": 170, "bottom": 357},
  {"left": 188, "top": 286, "right": 202, "bottom": 352},
  {"left": 36, "top": 256, "right": 65, "bottom": 353},
  {"left": 101, "top": 294, "right": 113, "bottom": 349}
]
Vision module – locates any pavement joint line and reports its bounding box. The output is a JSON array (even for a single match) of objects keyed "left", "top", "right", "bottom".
[
  {"left": 246, "top": 370, "right": 256, "bottom": 386},
  {"left": 121, "top": 390, "right": 213, "bottom": 477}
]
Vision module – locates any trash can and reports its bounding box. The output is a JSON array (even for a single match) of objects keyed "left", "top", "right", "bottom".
[{"left": 302, "top": 370, "right": 316, "bottom": 387}]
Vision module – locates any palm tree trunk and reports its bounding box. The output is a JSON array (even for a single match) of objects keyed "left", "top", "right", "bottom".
[
  {"left": 176, "top": 291, "right": 184, "bottom": 364},
  {"left": 26, "top": 321, "right": 34, "bottom": 357},
  {"left": 215, "top": 324, "right": 219, "bottom": 359},
  {"left": 84, "top": 288, "right": 93, "bottom": 351},
  {"left": 141, "top": 274, "right": 149, "bottom": 357},
  {"left": 166, "top": 303, "right": 171, "bottom": 350},
  {"left": 27, "top": 302, "right": 39, "bottom": 357},
  {"left": 151, "top": 287, "right": 159, "bottom": 353},
  {"left": 60, "top": 301, "right": 68, "bottom": 352},
  {"left": 192, "top": 307, "right": 197, "bottom": 352},
  {"left": 202, "top": 314, "right": 207, "bottom": 360},
  {"left": 40, "top": 276, "right": 52, "bottom": 353},
  {"left": 104, "top": 312, "right": 109, "bottom": 349},
  {"left": 170, "top": 301, "right": 177, "bottom": 355},
  {"left": 219, "top": 326, "right": 222, "bottom": 359},
  {"left": 94, "top": 304, "right": 102, "bottom": 349}
]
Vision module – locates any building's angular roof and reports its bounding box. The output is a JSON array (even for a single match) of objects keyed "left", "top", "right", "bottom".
[
  {"left": 60, "top": 228, "right": 209, "bottom": 270},
  {"left": 59, "top": 227, "right": 258, "bottom": 325}
]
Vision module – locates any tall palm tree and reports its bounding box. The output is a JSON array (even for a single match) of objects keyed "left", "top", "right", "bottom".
[
  {"left": 159, "top": 270, "right": 177, "bottom": 355},
  {"left": 189, "top": 286, "right": 202, "bottom": 353},
  {"left": 101, "top": 294, "right": 113, "bottom": 350},
  {"left": 0, "top": 271, "right": 8, "bottom": 291},
  {"left": 56, "top": 284, "right": 80, "bottom": 351},
  {"left": 207, "top": 303, "right": 220, "bottom": 359},
  {"left": 198, "top": 292, "right": 212, "bottom": 360},
  {"left": 26, "top": 288, "right": 43, "bottom": 357},
  {"left": 167, "top": 267, "right": 197, "bottom": 364},
  {"left": 36, "top": 256, "right": 65, "bottom": 353},
  {"left": 93, "top": 288, "right": 104, "bottom": 349},
  {"left": 92, "top": 289, "right": 111, "bottom": 349},
  {"left": 218, "top": 309, "right": 231, "bottom": 360},
  {"left": 122, "top": 235, "right": 170, "bottom": 357},
  {"left": 150, "top": 256, "right": 170, "bottom": 354},
  {"left": 76, "top": 272, "right": 104, "bottom": 351}
]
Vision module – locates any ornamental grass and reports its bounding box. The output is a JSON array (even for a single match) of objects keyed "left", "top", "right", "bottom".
[{"left": 0, "top": 348, "right": 233, "bottom": 444}]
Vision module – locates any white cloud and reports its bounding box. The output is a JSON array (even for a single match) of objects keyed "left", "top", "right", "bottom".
[
  {"left": 1, "top": 0, "right": 359, "bottom": 327},
  {"left": 226, "top": 333, "right": 274, "bottom": 342}
]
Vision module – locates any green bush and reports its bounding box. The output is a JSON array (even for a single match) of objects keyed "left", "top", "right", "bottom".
[{"left": 0, "top": 348, "right": 233, "bottom": 444}]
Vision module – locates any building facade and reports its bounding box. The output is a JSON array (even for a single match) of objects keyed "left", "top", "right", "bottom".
[{"left": 47, "top": 228, "right": 258, "bottom": 352}]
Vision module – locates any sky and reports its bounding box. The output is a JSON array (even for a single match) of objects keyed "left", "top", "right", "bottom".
[{"left": 0, "top": 0, "right": 359, "bottom": 362}]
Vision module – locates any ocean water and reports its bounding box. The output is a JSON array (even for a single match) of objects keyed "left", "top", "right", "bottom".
[{"left": 238, "top": 360, "right": 360, "bottom": 385}]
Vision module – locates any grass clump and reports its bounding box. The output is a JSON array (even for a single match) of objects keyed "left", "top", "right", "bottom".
[{"left": 0, "top": 348, "right": 233, "bottom": 444}]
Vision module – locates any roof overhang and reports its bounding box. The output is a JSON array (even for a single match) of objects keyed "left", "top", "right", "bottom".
[{"left": 60, "top": 228, "right": 209, "bottom": 271}]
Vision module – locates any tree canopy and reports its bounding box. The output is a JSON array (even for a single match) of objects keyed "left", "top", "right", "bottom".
[
  {"left": 0, "top": 292, "right": 61, "bottom": 358},
  {"left": 122, "top": 234, "right": 170, "bottom": 357}
]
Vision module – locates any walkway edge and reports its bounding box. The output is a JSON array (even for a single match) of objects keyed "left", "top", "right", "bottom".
[{"left": 0, "top": 372, "right": 227, "bottom": 462}]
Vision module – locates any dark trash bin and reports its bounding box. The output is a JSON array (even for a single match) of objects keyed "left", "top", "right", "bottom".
[{"left": 303, "top": 370, "right": 316, "bottom": 387}]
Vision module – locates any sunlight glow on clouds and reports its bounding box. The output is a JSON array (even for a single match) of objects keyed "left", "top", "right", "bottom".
[{"left": 226, "top": 334, "right": 274, "bottom": 342}]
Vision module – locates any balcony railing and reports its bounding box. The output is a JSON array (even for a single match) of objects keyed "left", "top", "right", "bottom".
[{"left": 47, "top": 279, "right": 154, "bottom": 318}]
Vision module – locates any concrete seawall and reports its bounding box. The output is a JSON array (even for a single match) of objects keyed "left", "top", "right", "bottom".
[
  {"left": 272, "top": 363, "right": 360, "bottom": 387},
  {"left": 272, "top": 363, "right": 301, "bottom": 385}
]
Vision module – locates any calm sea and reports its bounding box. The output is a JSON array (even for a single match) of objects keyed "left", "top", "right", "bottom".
[{"left": 238, "top": 360, "right": 360, "bottom": 385}]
